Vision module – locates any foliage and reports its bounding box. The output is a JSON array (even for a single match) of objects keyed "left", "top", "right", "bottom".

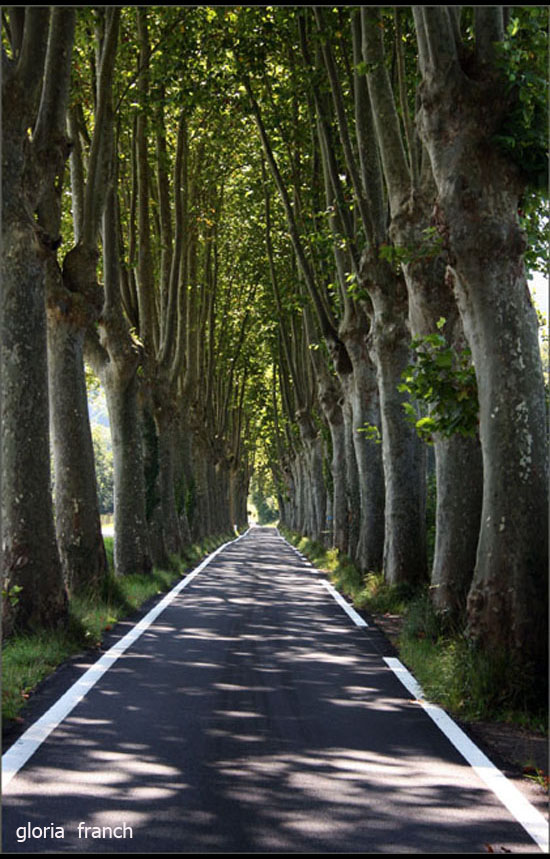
[
  {"left": 249, "top": 472, "right": 279, "bottom": 524},
  {"left": 357, "top": 423, "right": 382, "bottom": 444},
  {"left": 92, "top": 426, "right": 114, "bottom": 514},
  {"left": 400, "top": 592, "right": 548, "bottom": 725},
  {"left": 378, "top": 227, "right": 444, "bottom": 272},
  {"left": 492, "top": 7, "right": 549, "bottom": 192},
  {"left": 2, "top": 5, "right": 548, "bottom": 732},
  {"left": 398, "top": 318, "right": 479, "bottom": 442}
]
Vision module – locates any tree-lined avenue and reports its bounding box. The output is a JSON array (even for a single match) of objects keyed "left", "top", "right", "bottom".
[{"left": 2, "top": 528, "right": 545, "bottom": 854}]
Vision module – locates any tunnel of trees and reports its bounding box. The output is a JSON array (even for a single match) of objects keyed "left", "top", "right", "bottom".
[{"left": 1, "top": 7, "right": 548, "bottom": 695}]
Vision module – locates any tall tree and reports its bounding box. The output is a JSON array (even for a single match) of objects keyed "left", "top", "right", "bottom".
[
  {"left": 360, "top": 7, "right": 483, "bottom": 617},
  {"left": 83, "top": 8, "right": 153, "bottom": 577},
  {"left": 307, "top": 8, "right": 426, "bottom": 584},
  {"left": 413, "top": 6, "right": 548, "bottom": 675},
  {"left": 2, "top": 9, "right": 75, "bottom": 633},
  {"left": 45, "top": 8, "right": 120, "bottom": 592}
]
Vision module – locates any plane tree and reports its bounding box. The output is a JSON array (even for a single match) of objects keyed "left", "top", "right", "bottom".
[
  {"left": 1, "top": 8, "right": 75, "bottom": 633},
  {"left": 234, "top": 8, "right": 386, "bottom": 572},
  {"left": 45, "top": 8, "right": 119, "bottom": 592},
  {"left": 412, "top": 6, "right": 548, "bottom": 676},
  {"left": 357, "top": 6, "right": 483, "bottom": 618}
]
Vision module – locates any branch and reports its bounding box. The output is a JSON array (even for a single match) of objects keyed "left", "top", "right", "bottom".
[
  {"left": 412, "top": 6, "right": 459, "bottom": 78},
  {"left": 474, "top": 7, "right": 504, "bottom": 64},
  {"left": 351, "top": 9, "right": 386, "bottom": 245},
  {"left": 81, "top": 8, "right": 120, "bottom": 248},
  {"left": 361, "top": 8, "right": 410, "bottom": 218},
  {"left": 14, "top": 7, "right": 50, "bottom": 122},
  {"left": 163, "top": 112, "right": 187, "bottom": 377},
  {"left": 67, "top": 109, "right": 86, "bottom": 245},
  {"left": 242, "top": 71, "right": 339, "bottom": 344},
  {"left": 394, "top": 8, "right": 419, "bottom": 190},
  {"left": 33, "top": 8, "right": 75, "bottom": 151},
  {"left": 313, "top": 8, "right": 375, "bottom": 244}
]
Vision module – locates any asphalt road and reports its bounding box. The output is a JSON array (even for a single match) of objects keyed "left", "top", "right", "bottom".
[{"left": 2, "top": 527, "right": 546, "bottom": 853}]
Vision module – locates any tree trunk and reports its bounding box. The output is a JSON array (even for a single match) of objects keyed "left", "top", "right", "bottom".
[
  {"left": 1, "top": 219, "right": 68, "bottom": 635},
  {"left": 363, "top": 262, "right": 427, "bottom": 585},
  {"left": 431, "top": 433, "right": 483, "bottom": 617},
  {"left": 1, "top": 8, "right": 75, "bottom": 634},
  {"left": 340, "top": 391, "right": 361, "bottom": 562},
  {"left": 104, "top": 368, "right": 152, "bottom": 576},
  {"left": 47, "top": 304, "right": 107, "bottom": 592},
  {"left": 46, "top": 248, "right": 108, "bottom": 592},
  {"left": 414, "top": 11, "right": 548, "bottom": 672},
  {"left": 318, "top": 374, "right": 349, "bottom": 553},
  {"left": 393, "top": 193, "right": 484, "bottom": 619},
  {"left": 154, "top": 405, "right": 184, "bottom": 559},
  {"left": 339, "top": 315, "right": 385, "bottom": 573},
  {"left": 297, "top": 413, "right": 326, "bottom": 543}
]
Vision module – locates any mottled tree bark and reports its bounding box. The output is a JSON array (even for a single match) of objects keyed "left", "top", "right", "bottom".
[
  {"left": 317, "top": 368, "right": 349, "bottom": 553},
  {"left": 413, "top": 6, "right": 548, "bottom": 673},
  {"left": 87, "top": 181, "right": 153, "bottom": 577},
  {"left": 339, "top": 315, "right": 385, "bottom": 574},
  {"left": 1, "top": 9, "right": 75, "bottom": 634},
  {"left": 363, "top": 7, "right": 480, "bottom": 605},
  {"left": 44, "top": 9, "right": 119, "bottom": 590},
  {"left": 104, "top": 369, "right": 152, "bottom": 576}
]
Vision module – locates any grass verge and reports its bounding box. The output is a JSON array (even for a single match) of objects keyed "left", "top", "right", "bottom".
[
  {"left": 2, "top": 531, "right": 235, "bottom": 723},
  {"left": 281, "top": 528, "right": 548, "bottom": 736}
]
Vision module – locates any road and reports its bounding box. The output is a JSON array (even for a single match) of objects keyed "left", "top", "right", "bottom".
[{"left": 2, "top": 527, "right": 546, "bottom": 853}]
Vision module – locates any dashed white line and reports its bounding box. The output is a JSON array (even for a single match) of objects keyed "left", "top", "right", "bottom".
[{"left": 320, "top": 579, "right": 368, "bottom": 627}]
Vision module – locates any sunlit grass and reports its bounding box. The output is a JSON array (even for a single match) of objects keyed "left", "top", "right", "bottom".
[{"left": 284, "top": 530, "right": 409, "bottom": 614}]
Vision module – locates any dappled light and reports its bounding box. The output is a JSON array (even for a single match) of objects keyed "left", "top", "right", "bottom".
[
  {"left": 3, "top": 530, "right": 542, "bottom": 853},
  {"left": 2, "top": 5, "right": 548, "bottom": 854}
]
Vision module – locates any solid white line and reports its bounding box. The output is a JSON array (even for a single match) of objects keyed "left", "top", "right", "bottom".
[
  {"left": 384, "top": 657, "right": 549, "bottom": 854},
  {"left": 2, "top": 531, "right": 249, "bottom": 792},
  {"left": 320, "top": 579, "right": 368, "bottom": 627}
]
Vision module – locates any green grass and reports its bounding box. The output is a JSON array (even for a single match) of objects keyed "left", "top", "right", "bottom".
[
  {"left": 2, "top": 532, "right": 234, "bottom": 722},
  {"left": 400, "top": 593, "right": 548, "bottom": 730},
  {"left": 282, "top": 528, "right": 548, "bottom": 735},
  {"left": 283, "top": 530, "right": 410, "bottom": 615}
]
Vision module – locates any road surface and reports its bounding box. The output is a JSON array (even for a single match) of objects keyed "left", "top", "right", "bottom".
[{"left": 2, "top": 527, "right": 546, "bottom": 853}]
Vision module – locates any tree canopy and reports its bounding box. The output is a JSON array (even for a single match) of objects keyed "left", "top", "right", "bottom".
[{"left": 1, "top": 6, "right": 548, "bottom": 698}]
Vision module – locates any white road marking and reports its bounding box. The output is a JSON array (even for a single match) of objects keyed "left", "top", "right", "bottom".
[
  {"left": 276, "top": 531, "right": 367, "bottom": 628},
  {"left": 320, "top": 579, "right": 368, "bottom": 628},
  {"left": 385, "top": 657, "right": 549, "bottom": 854},
  {"left": 2, "top": 531, "right": 249, "bottom": 792}
]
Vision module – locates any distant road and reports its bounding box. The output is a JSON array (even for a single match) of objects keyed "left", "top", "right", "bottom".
[{"left": 2, "top": 528, "right": 546, "bottom": 853}]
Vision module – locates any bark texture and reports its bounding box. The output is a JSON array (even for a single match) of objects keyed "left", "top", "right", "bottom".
[
  {"left": 1, "top": 9, "right": 75, "bottom": 634},
  {"left": 414, "top": 6, "right": 548, "bottom": 672}
]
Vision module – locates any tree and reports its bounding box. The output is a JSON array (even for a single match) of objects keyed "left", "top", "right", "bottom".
[
  {"left": 413, "top": 6, "right": 548, "bottom": 677},
  {"left": 45, "top": 8, "right": 119, "bottom": 592},
  {"left": 237, "top": 12, "right": 385, "bottom": 571},
  {"left": 359, "top": 7, "right": 483, "bottom": 617},
  {"left": 2, "top": 9, "right": 75, "bottom": 634}
]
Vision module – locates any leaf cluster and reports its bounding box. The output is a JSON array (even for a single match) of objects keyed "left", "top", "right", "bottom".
[
  {"left": 378, "top": 227, "right": 444, "bottom": 273},
  {"left": 399, "top": 319, "right": 479, "bottom": 443},
  {"left": 492, "top": 8, "right": 549, "bottom": 191}
]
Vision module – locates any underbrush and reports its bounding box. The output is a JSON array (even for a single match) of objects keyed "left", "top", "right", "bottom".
[
  {"left": 2, "top": 531, "right": 235, "bottom": 722},
  {"left": 281, "top": 528, "right": 548, "bottom": 735}
]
